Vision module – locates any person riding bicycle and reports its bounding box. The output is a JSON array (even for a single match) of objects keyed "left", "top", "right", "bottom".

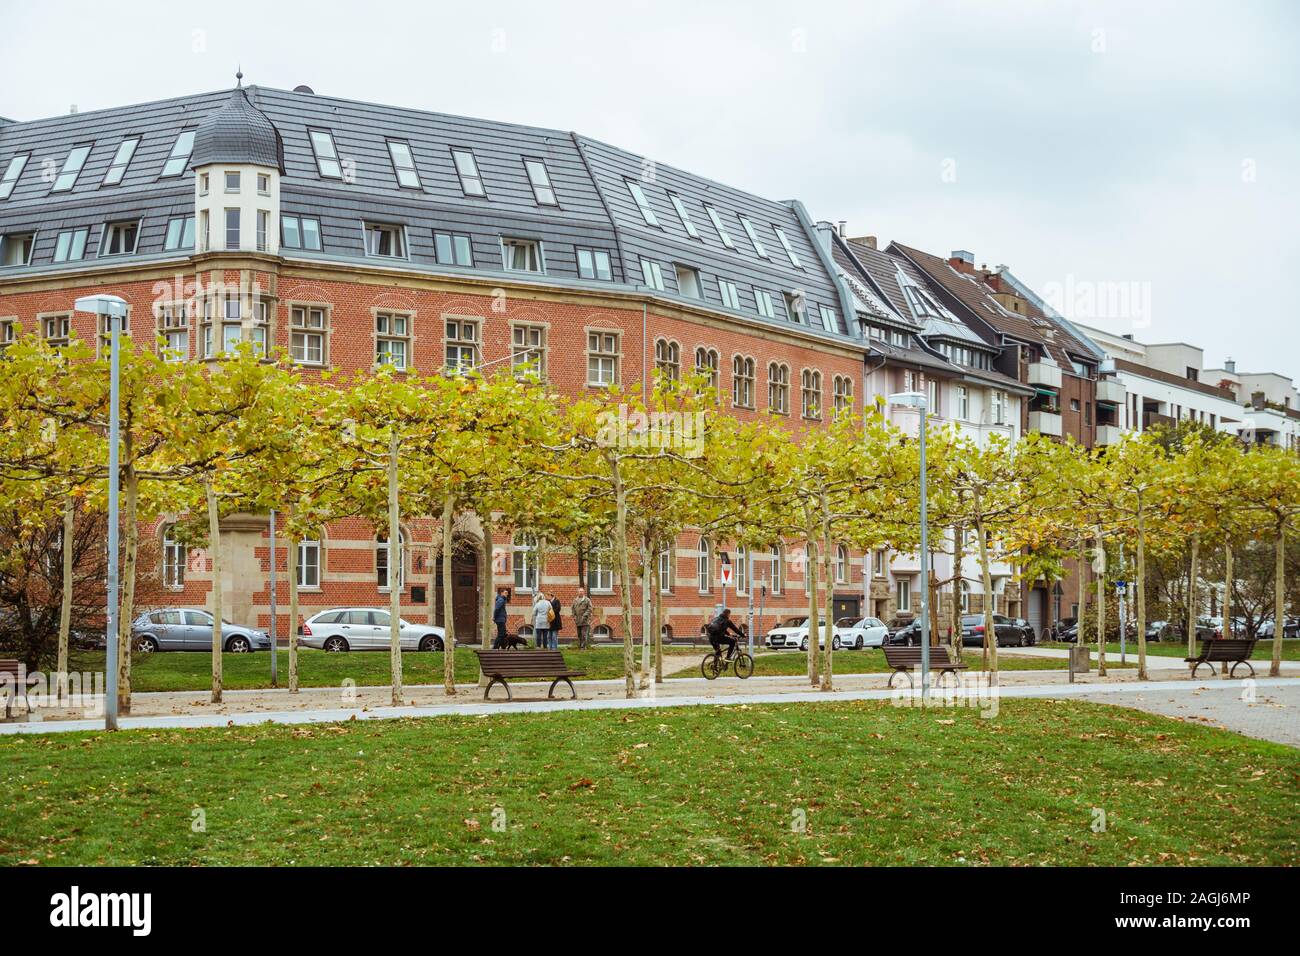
[{"left": 705, "top": 608, "right": 745, "bottom": 660}]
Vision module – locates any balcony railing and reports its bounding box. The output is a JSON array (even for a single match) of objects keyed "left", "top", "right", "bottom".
[
  {"left": 1095, "top": 377, "right": 1125, "bottom": 404},
  {"left": 1026, "top": 361, "right": 1062, "bottom": 390},
  {"left": 1096, "top": 424, "right": 1123, "bottom": 446},
  {"left": 1028, "top": 410, "right": 1063, "bottom": 437}
]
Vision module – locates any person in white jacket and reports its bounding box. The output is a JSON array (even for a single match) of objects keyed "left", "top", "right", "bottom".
[{"left": 531, "top": 591, "right": 552, "bottom": 649}]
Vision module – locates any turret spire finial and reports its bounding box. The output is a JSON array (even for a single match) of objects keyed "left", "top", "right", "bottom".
[{"left": 235, "top": 66, "right": 243, "bottom": 87}]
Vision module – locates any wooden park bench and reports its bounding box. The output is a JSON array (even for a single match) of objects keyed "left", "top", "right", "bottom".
[
  {"left": 882, "top": 644, "right": 968, "bottom": 688},
  {"left": 1185, "top": 638, "right": 1257, "bottom": 678},
  {"left": 473, "top": 648, "right": 586, "bottom": 701},
  {"left": 0, "top": 659, "right": 39, "bottom": 720}
]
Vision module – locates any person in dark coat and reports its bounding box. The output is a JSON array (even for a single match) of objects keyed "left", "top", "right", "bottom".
[
  {"left": 492, "top": 588, "right": 509, "bottom": 649},
  {"left": 548, "top": 593, "right": 563, "bottom": 650}
]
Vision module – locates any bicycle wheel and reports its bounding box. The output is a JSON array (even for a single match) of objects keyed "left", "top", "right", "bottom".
[
  {"left": 701, "top": 653, "right": 722, "bottom": 680},
  {"left": 732, "top": 652, "right": 754, "bottom": 679}
]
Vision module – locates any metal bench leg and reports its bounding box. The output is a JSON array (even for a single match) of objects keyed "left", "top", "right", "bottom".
[
  {"left": 887, "top": 668, "right": 913, "bottom": 689},
  {"left": 483, "top": 677, "right": 512, "bottom": 701},
  {"left": 1190, "top": 661, "right": 1207, "bottom": 678},
  {"left": 548, "top": 677, "right": 577, "bottom": 700},
  {"left": 1229, "top": 660, "right": 1255, "bottom": 679}
]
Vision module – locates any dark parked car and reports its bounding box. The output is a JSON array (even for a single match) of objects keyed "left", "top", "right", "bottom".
[
  {"left": 997, "top": 615, "right": 1036, "bottom": 646},
  {"left": 886, "top": 620, "right": 923, "bottom": 646},
  {"left": 960, "top": 614, "right": 1030, "bottom": 647}
]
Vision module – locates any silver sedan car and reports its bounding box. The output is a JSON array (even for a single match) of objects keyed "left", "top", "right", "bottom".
[
  {"left": 131, "top": 608, "right": 271, "bottom": 653},
  {"left": 299, "top": 607, "right": 446, "bottom": 652}
]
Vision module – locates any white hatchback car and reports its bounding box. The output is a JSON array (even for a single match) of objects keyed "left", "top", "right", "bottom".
[
  {"left": 765, "top": 616, "right": 835, "bottom": 651},
  {"left": 835, "top": 616, "right": 890, "bottom": 650},
  {"left": 300, "top": 608, "right": 446, "bottom": 652}
]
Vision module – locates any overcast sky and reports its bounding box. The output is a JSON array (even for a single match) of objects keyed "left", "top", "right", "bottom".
[{"left": 3, "top": 0, "right": 1296, "bottom": 378}]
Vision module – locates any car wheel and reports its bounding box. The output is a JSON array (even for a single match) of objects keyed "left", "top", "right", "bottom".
[
  {"left": 323, "top": 636, "right": 349, "bottom": 653},
  {"left": 800, "top": 636, "right": 809, "bottom": 652},
  {"left": 908, "top": 634, "right": 918, "bottom": 647},
  {"left": 856, "top": 636, "right": 865, "bottom": 650},
  {"left": 832, "top": 635, "right": 842, "bottom": 651},
  {"left": 225, "top": 636, "right": 252, "bottom": 653},
  {"left": 419, "top": 635, "right": 444, "bottom": 652},
  {"left": 134, "top": 634, "right": 158, "bottom": 654}
]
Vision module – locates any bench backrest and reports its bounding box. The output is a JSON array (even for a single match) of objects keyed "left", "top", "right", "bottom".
[
  {"left": 0, "top": 659, "right": 23, "bottom": 677},
  {"left": 882, "top": 645, "right": 960, "bottom": 668},
  {"left": 1195, "top": 638, "right": 1256, "bottom": 662},
  {"left": 473, "top": 648, "right": 568, "bottom": 676}
]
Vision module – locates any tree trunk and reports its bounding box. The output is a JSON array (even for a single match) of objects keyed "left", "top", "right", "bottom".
[
  {"left": 1136, "top": 504, "right": 1148, "bottom": 681},
  {"left": 206, "top": 481, "right": 223, "bottom": 704},
  {"left": 1223, "top": 539, "right": 1234, "bottom": 676},
  {"left": 639, "top": 533, "right": 651, "bottom": 690},
  {"left": 976, "top": 515, "right": 998, "bottom": 682},
  {"left": 387, "top": 436, "right": 404, "bottom": 706},
  {"left": 1186, "top": 534, "right": 1199, "bottom": 660},
  {"left": 610, "top": 455, "right": 636, "bottom": 698},
  {"left": 1271, "top": 519, "right": 1286, "bottom": 678},
  {"left": 288, "top": 530, "right": 300, "bottom": 693},
  {"left": 820, "top": 520, "right": 835, "bottom": 692},
  {"left": 56, "top": 496, "right": 74, "bottom": 700},
  {"left": 116, "top": 463, "right": 138, "bottom": 715},
  {"left": 652, "top": 542, "right": 664, "bottom": 684},
  {"left": 805, "top": 533, "right": 819, "bottom": 687},
  {"left": 575, "top": 540, "right": 588, "bottom": 650},
  {"left": 442, "top": 494, "right": 456, "bottom": 695},
  {"left": 952, "top": 525, "right": 965, "bottom": 665},
  {"left": 480, "top": 512, "right": 494, "bottom": 650},
  {"left": 1096, "top": 535, "right": 1107, "bottom": 677}
]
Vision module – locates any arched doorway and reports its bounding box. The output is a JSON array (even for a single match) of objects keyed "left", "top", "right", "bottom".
[{"left": 421, "top": 514, "right": 483, "bottom": 640}]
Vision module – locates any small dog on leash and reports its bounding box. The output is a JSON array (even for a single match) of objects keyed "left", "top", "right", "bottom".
[{"left": 501, "top": 633, "right": 529, "bottom": 650}]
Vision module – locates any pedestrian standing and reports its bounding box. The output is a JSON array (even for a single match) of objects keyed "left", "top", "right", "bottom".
[
  {"left": 492, "top": 587, "right": 509, "bottom": 649},
  {"left": 532, "top": 590, "right": 552, "bottom": 649},
  {"left": 571, "top": 588, "right": 593, "bottom": 650},
  {"left": 549, "top": 592, "right": 563, "bottom": 650}
]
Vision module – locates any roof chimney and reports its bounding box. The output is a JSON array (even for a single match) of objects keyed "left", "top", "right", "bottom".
[
  {"left": 951, "top": 249, "right": 974, "bottom": 264},
  {"left": 837, "top": 220, "right": 847, "bottom": 238},
  {"left": 849, "top": 235, "right": 878, "bottom": 250},
  {"left": 1224, "top": 358, "right": 1236, "bottom": 374}
]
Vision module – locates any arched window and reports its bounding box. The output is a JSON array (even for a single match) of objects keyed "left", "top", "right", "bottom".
[
  {"left": 836, "top": 544, "right": 849, "bottom": 584},
  {"left": 767, "top": 362, "right": 789, "bottom": 414},
  {"left": 654, "top": 338, "right": 680, "bottom": 381},
  {"left": 697, "top": 537, "right": 712, "bottom": 593},
  {"left": 833, "top": 375, "right": 853, "bottom": 419},
  {"left": 513, "top": 531, "right": 538, "bottom": 592},
  {"left": 731, "top": 355, "right": 754, "bottom": 409},
  {"left": 376, "top": 529, "right": 406, "bottom": 590},
  {"left": 771, "top": 544, "right": 784, "bottom": 594},
  {"left": 587, "top": 536, "right": 614, "bottom": 593},
  {"left": 694, "top": 346, "right": 719, "bottom": 395},
  {"left": 735, "top": 546, "right": 748, "bottom": 595},
  {"left": 801, "top": 369, "right": 822, "bottom": 420},
  {"left": 162, "top": 530, "right": 186, "bottom": 589}
]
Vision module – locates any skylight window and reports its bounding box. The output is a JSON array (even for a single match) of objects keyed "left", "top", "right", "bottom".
[
  {"left": 99, "top": 220, "right": 140, "bottom": 257},
  {"left": 773, "top": 226, "right": 802, "bottom": 268},
  {"left": 755, "top": 289, "right": 776, "bottom": 318},
  {"left": 717, "top": 278, "right": 741, "bottom": 310},
  {"left": 309, "top": 130, "right": 342, "bottom": 179},
  {"left": 163, "top": 216, "right": 195, "bottom": 252},
  {"left": 51, "top": 145, "right": 91, "bottom": 192},
  {"left": 0, "top": 154, "right": 28, "bottom": 200},
  {"left": 704, "top": 205, "right": 735, "bottom": 249},
  {"left": 435, "top": 231, "right": 474, "bottom": 267},
  {"left": 452, "top": 148, "right": 485, "bottom": 196},
  {"left": 102, "top": 138, "right": 139, "bottom": 186},
  {"left": 387, "top": 140, "right": 421, "bottom": 189},
  {"left": 626, "top": 180, "right": 658, "bottom": 226},
  {"left": 739, "top": 215, "right": 768, "bottom": 258},
  {"left": 523, "top": 159, "right": 557, "bottom": 205},
  {"left": 160, "top": 130, "right": 195, "bottom": 177},
  {"left": 640, "top": 258, "right": 665, "bottom": 291},
  {"left": 819, "top": 305, "right": 839, "bottom": 333},
  {"left": 668, "top": 193, "right": 699, "bottom": 238}
]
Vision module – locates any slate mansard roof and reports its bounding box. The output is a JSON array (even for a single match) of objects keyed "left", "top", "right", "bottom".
[{"left": 0, "top": 84, "right": 857, "bottom": 345}]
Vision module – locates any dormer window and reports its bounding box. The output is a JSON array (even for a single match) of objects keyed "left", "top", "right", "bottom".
[
  {"left": 54, "top": 228, "right": 89, "bottom": 262},
  {"left": 576, "top": 248, "right": 612, "bottom": 281},
  {"left": 1, "top": 232, "right": 35, "bottom": 267},
  {"left": 0, "top": 154, "right": 28, "bottom": 200},
  {"left": 309, "top": 129, "right": 342, "bottom": 179},
  {"left": 163, "top": 217, "right": 195, "bottom": 252},
  {"left": 674, "top": 264, "right": 701, "bottom": 299},
  {"left": 387, "top": 140, "right": 421, "bottom": 189},
  {"left": 101, "top": 138, "right": 139, "bottom": 186},
  {"left": 704, "top": 205, "right": 735, "bottom": 249},
  {"left": 451, "top": 148, "right": 485, "bottom": 196},
  {"left": 100, "top": 220, "right": 140, "bottom": 257},
  {"left": 51, "top": 145, "right": 91, "bottom": 192},
  {"left": 784, "top": 290, "right": 806, "bottom": 324},
  {"left": 523, "top": 159, "right": 557, "bottom": 205},
  {"left": 160, "top": 130, "right": 195, "bottom": 177},
  {"left": 501, "top": 237, "right": 542, "bottom": 272},
  {"left": 281, "top": 216, "right": 322, "bottom": 251},
  {"left": 364, "top": 222, "right": 407, "bottom": 259}
]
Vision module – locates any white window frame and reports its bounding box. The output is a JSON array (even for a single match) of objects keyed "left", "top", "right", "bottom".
[
  {"left": 513, "top": 532, "right": 538, "bottom": 592},
  {"left": 309, "top": 129, "right": 342, "bottom": 179},
  {"left": 161, "top": 130, "right": 196, "bottom": 177},
  {"left": 451, "top": 147, "right": 485, "bottom": 196},
  {"left": 298, "top": 540, "right": 321, "bottom": 590},
  {"left": 697, "top": 537, "right": 712, "bottom": 594},
  {"left": 626, "top": 180, "right": 658, "bottom": 226},
  {"left": 162, "top": 532, "right": 186, "bottom": 589},
  {"left": 376, "top": 530, "right": 406, "bottom": 591},
  {"left": 523, "top": 158, "right": 557, "bottom": 205},
  {"left": 586, "top": 330, "right": 620, "bottom": 386},
  {"left": 704, "top": 205, "right": 735, "bottom": 248},
  {"left": 102, "top": 137, "right": 140, "bottom": 186}
]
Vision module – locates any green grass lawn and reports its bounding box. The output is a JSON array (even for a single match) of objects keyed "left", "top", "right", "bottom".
[
  {"left": 1041, "top": 640, "right": 1300, "bottom": 661},
  {"left": 68, "top": 646, "right": 692, "bottom": 693},
  {"left": 1, "top": 699, "right": 1294, "bottom": 866}
]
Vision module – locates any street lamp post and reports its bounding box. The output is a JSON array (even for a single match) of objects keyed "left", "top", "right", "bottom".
[
  {"left": 889, "top": 391, "right": 930, "bottom": 700},
  {"left": 74, "top": 294, "right": 129, "bottom": 731},
  {"left": 269, "top": 510, "right": 278, "bottom": 687}
]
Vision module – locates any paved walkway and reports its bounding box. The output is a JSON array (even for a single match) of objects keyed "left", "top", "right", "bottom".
[{"left": 5, "top": 668, "right": 1297, "bottom": 745}]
